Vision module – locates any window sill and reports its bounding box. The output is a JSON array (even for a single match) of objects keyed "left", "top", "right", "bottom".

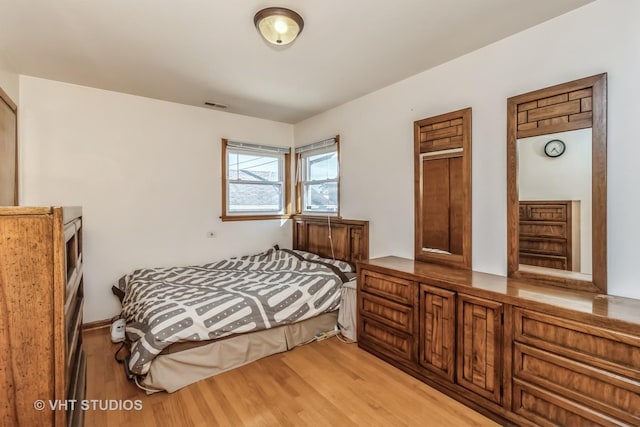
[
  {"left": 293, "top": 213, "right": 342, "bottom": 220},
  {"left": 220, "top": 214, "right": 292, "bottom": 222}
]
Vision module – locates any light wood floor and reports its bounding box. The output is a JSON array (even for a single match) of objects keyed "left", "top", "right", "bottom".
[{"left": 84, "top": 328, "right": 498, "bottom": 426}]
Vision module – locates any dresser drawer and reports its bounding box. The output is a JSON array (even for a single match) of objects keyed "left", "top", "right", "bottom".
[
  {"left": 519, "top": 221, "right": 567, "bottom": 238},
  {"left": 360, "top": 292, "right": 413, "bottom": 333},
  {"left": 67, "top": 350, "right": 86, "bottom": 427},
  {"left": 360, "top": 316, "right": 413, "bottom": 361},
  {"left": 66, "top": 298, "right": 83, "bottom": 365},
  {"left": 519, "top": 252, "right": 567, "bottom": 270},
  {"left": 65, "top": 280, "right": 83, "bottom": 337},
  {"left": 514, "top": 309, "right": 640, "bottom": 380},
  {"left": 519, "top": 238, "right": 567, "bottom": 256},
  {"left": 514, "top": 343, "right": 640, "bottom": 425},
  {"left": 513, "top": 380, "right": 623, "bottom": 427},
  {"left": 67, "top": 346, "right": 85, "bottom": 399},
  {"left": 360, "top": 269, "right": 414, "bottom": 305},
  {"left": 526, "top": 204, "right": 567, "bottom": 221}
]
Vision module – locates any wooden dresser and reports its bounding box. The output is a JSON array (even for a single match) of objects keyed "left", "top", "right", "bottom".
[
  {"left": 357, "top": 257, "right": 640, "bottom": 426},
  {"left": 0, "top": 207, "right": 86, "bottom": 427},
  {"left": 519, "top": 200, "right": 580, "bottom": 271}
]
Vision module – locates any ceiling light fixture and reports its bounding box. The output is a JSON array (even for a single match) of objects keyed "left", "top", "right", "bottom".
[{"left": 254, "top": 7, "right": 304, "bottom": 46}]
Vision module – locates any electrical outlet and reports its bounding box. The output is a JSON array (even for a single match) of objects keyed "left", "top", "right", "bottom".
[{"left": 206, "top": 231, "right": 216, "bottom": 238}]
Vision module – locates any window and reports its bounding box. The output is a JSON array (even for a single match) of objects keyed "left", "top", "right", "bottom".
[
  {"left": 296, "top": 136, "right": 340, "bottom": 215},
  {"left": 222, "top": 139, "right": 291, "bottom": 221}
]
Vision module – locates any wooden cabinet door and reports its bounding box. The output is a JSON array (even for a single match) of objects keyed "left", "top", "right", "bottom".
[
  {"left": 419, "top": 284, "right": 455, "bottom": 381},
  {"left": 456, "top": 294, "right": 503, "bottom": 404}
]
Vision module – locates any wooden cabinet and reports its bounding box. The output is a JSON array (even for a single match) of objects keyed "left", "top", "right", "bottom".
[
  {"left": 456, "top": 294, "right": 503, "bottom": 405},
  {"left": 519, "top": 200, "right": 580, "bottom": 271},
  {"left": 418, "top": 284, "right": 455, "bottom": 381},
  {"left": 0, "top": 207, "right": 85, "bottom": 427},
  {"left": 357, "top": 256, "right": 640, "bottom": 427}
]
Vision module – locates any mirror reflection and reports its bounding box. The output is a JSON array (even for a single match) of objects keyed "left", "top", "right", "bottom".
[
  {"left": 507, "top": 73, "right": 606, "bottom": 293},
  {"left": 517, "top": 129, "right": 592, "bottom": 275},
  {"left": 414, "top": 107, "right": 472, "bottom": 269}
]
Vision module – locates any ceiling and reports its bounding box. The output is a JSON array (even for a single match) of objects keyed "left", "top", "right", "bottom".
[{"left": 0, "top": 0, "right": 594, "bottom": 123}]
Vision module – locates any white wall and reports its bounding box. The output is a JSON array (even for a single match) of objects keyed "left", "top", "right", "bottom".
[
  {"left": 519, "top": 129, "right": 592, "bottom": 274},
  {"left": 0, "top": 52, "right": 19, "bottom": 104},
  {"left": 19, "top": 76, "right": 294, "bottom": 322},
  {"left": 294, "top": 0, "right": 640, "bottom": 299}
]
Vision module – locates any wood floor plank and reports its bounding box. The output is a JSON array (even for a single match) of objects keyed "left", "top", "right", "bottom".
[
  {"left": 307, "top": 340, "right": 482, "bottom": 426},
  {"left": 84, "top": 329, "right": 498, "bottom": 426}
]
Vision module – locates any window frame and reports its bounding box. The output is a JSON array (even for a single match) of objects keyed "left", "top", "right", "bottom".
[
  {"left": 295, "top": 135, "right": 341, "bottom": 217},
  {"left": 221, "top": 139, "right": 291, "bottom": 222}
]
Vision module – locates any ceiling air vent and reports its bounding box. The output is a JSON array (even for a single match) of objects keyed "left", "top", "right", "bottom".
[{"left": 204, "top": 102, "right": 228, "bottom": 109}]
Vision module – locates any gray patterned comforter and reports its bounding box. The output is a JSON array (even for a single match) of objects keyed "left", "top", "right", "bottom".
[{"left": 119, "top": 248, "right": 348, "bottom": 375}]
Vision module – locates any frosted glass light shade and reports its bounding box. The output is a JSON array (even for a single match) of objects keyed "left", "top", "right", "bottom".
[{"left": 254, "top": 7, "right": 304, "bottom": 46}]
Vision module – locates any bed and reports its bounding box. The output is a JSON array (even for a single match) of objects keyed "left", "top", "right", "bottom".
[{"left": 115, "top": 216, "right": 368, "bottom": 393}]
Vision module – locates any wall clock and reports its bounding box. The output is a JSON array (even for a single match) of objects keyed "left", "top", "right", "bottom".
[{"left": 544, "top": 139, "right": 566, "bottom": 157}]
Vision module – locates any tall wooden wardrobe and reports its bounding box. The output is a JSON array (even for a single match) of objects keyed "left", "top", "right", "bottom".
[{"left": 0, "top": 206, "right": 86, "bottom": 427}]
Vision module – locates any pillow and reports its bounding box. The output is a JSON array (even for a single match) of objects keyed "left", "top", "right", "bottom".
[{"left": 291, "top": 249, "right": 355, "bottom": 273}]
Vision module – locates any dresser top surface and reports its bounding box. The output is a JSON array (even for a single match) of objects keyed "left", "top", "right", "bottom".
[
  {"left": 0, "top": 206, "right": 53, "bottom": 215},
  {"left": 0, "top": 206, "right": 82, "bottom": 223},
  {"left": 358, "top": 256, "right": 640, "bottom": 327}
]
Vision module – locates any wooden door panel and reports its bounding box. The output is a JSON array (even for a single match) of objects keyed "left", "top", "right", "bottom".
[
  {"left": 457, "top": 294, "right": 503, "bottom": 404},
  {"left": 419, "top": 284, "right": 455, "bottom": 381}
]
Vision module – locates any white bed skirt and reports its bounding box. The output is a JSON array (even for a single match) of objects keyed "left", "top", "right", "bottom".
[
  {"left": 141, "top": 311, "right": 338, "bottom": 393},
  {"left": 338, "top": 280, "right": 357, "bottom": 341}
]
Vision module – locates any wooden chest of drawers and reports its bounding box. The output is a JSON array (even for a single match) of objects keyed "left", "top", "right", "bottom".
[
  {"left": 0, "top": 207, "right": 86, "bottom": 427},
  {"left": 519, "top": 200, "right": 580, "bottom": 271}
]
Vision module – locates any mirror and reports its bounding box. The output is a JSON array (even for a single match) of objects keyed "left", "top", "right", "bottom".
[
  {"left": 507, "top": 74, "right": 607, "bottom": 293},
  {"left": 0, "top": 87, "right": 17, "bottom": 205},
  {"left": 414, "top": 108, "right": 472, "bottom": 269},
  {"left": 518, "top": 129, "right": 592, "bottom": 275}
]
